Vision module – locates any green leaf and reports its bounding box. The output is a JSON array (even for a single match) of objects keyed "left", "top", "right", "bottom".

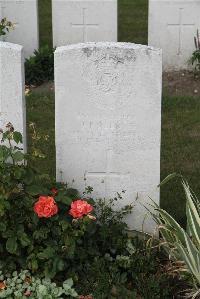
[
  {"left": 37, "top": 284, "right": 48, "bottom": 296},
  {"left": 63, "top": 278, "right": 73, "bottom": 288},
  {"left": 6, "top": 237, "right": 18, "bottom": 254},
  {"left": 19, "top": 233, "right": 31, "bottom": 247},
  {"left": 158, "top": 173, "right": 182, "bottom": 187},
  {"left": 66, "top": 188, "right": 79, "bottom": 198},
  {"left": 31, "top": 259, "right": 38, "bottom": 272},
  {"left": 13, "top": 131, "right": 23, "bottom": 144},
  {"left": 37, "top": 247, "right": 55, "bottom": 260},
  {"left": 13, "top": 151, "right": 24, "bottom": 162},
  {"left": 0, "top": 147, "right": 4, "bottom": 162},
  {"left": 23, "top": 168, "right": 35, "bottom": 185},
  {"left": 56, "top": 191, "right": 73, "bottom": 205},
  {"left": 26, "top": 185, "right": 43, "bottom": 196},
  {"left": 0, "top": 222, "right": 6, "bottom": 232}
]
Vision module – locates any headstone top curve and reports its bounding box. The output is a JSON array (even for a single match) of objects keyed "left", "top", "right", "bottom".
[
  {"left": 55, "top": 42, "right": 162, "bottom": 54},
  {"left": 0, "top": 41, "right": 23, "bottom": 51}
]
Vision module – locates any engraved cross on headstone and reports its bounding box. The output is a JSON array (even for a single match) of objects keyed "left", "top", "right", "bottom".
[
  {"left": 167, "top": 8, "right": 195, "bottom": 55},
  {"left": 86, "top": 150, "right": 129, "bottom": 198},
  {"left": 71, "top": 8, "right": 99, "bottom": 42}
]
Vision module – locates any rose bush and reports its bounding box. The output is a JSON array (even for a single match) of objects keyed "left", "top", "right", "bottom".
[{"left": 0, "top": 125, "right": 96, "bottom": 279}]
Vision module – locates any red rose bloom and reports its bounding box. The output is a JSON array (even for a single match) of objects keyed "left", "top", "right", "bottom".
[
  {"left": 34, "top": 196, "right": 58, "bottom": 218},
  {"left": 69, "top": 199, "right": 93, "bottom": 218}
]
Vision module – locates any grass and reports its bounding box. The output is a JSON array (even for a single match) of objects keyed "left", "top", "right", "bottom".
[
  {"left": 118, "top": 0, "right": 148, "bottom": 44},
  {"left": 27, "top": 0, "right": 200, "bottom": 226},
  {"left": 161, "top": 96, "right": 200, "bottom": 225},
  {"left": 26, "top": 91, "right": 55, "bottom": 177},
  {"left": 38, "top": 0, "right": 52, "bottom": 47}
]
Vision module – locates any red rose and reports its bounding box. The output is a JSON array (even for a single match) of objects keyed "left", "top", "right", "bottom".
[
  {"left": 34, "top": 196, "right": 58, "bottom": 218},
  {"left": 51, "top": 187, "right": 58, "bottom": 196},
  {"left": 69, "top": 199, "right": 93, "bottom": 218}
]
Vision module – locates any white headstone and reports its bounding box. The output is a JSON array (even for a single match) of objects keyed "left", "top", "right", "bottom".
[
  {"left": 55, "top": 42, "right": 162, "bottom": 233},
  {"left": 0, "top": 42, "right": 26, "bottom": 149},
  {"left": 52, "top": 0, "right": 117, "bottom": 47},
  {"left": 0, "top": 0, "right": 39, "bottom": 58},
  {"left": 148, "top": 0, "right": 200, "bottom": 70}
]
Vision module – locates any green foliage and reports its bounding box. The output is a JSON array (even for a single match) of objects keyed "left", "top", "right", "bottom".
[
  {"left": 0, "top": 270, "right": 77, "bottom": 298},
  {"left": 0, "top": 18, "right": 14, "bottom": 37},
  {"left": 75, "top": 235, "right": 177, "bottom": 299},
  {"left": 25, "top": 46, "right": 54, "bottom": 86},
  {"left": 60, "top": 190, "right": 175, "bottom": 298},
  {"left": 152, "top": 174, "right": 200, "bottom": 298},
  {"left": 190, "top": 30, "right": 200, "bottom": 73}
]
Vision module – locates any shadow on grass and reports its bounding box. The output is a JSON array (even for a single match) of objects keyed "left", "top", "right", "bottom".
[
  {"left": 26, "top": 91, "right": 55, "bottom": 178},
  {"left": 161, "top": 95, "right": 200, "bottom": 226}
]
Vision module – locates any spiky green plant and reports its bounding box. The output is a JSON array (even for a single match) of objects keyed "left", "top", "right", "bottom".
[
  {"left": 190, "top": 30, "right": 200, "bottom": 73},
  {"left": 151, "top": 174, "right": 200, "bottom": 298}
]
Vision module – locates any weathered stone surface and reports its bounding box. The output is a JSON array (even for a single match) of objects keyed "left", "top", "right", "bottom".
[
  {"left": 52, "top": 0, "right": 117, "bottom": 46},
  {"left": 148, "top": 0, "right": 200, "bottom": 70},
  {"left": 0, "top": 0, "right": 39, "bottom": 58},
  {"left": 55, "top": 42, "right": 162, "bottom": 233},
  {"left": 0, "top": 42, "right": 26, "bottom": 149}
]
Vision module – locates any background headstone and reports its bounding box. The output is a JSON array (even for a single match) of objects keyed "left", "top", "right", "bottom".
[
  {"left": 0, "top": 0, "right": 39, "bottom": 58},
  {"left": 52, "top": 0, "right": 117, "bottom": 47},
  {"left": 0, "top": 42, "right": 26, "bottom": 150},
  {"left": 148, "top": 0, "right": 200, "bottom": 70},
  {"left": 55, "top": 42, "right": 162, "bottom": 233}
]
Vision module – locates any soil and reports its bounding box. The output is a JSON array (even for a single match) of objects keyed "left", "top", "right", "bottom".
[
  {"left": 163, "top": 71, "right": 200, "bottom": 97},
  {"left": 29, "top": 71, "right": 200, "bottom": 98},
  {"left": 27, "top": 81, "right": 54, "bottom": 95}
]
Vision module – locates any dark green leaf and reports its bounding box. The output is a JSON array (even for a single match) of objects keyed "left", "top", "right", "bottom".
[{"left": 6, "top": 237, "right": 18, "bottom": 254}]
